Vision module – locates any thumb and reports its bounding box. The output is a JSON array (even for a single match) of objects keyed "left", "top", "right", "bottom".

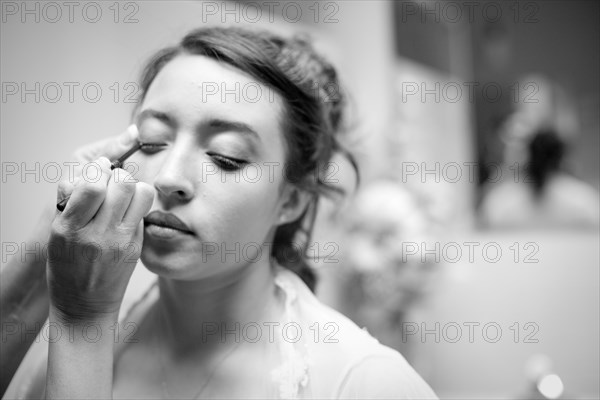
[
  {"left": 115, "top": 124, "right": 139, "bottom": 150},
  {"left": 100, "top": 124, "right": 139, "bottom": 159}
]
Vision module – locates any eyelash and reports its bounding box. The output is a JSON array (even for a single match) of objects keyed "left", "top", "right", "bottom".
[
  {"left": 140, "top": 142, "right": 167, "bottom": 154},
  {"left": 138, "top": 144, "right": 247, "bottom": 172},
  {"left": 207, "top": 152, "right": 247, "bottom": 171}
]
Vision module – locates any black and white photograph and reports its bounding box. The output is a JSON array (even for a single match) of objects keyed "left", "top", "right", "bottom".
[{"left": 1, "top": 1, "right": 599, "bottom": 399}]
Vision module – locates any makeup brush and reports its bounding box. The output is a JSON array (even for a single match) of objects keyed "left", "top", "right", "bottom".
[{"left": 56, "top": 141, "right": 167, "bottom": 212}]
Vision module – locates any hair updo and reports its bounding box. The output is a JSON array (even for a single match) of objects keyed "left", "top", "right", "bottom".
[{"left": 136, "top": 26, "right": 358, "bottom": 292}]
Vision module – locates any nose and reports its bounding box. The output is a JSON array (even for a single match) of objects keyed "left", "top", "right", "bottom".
[{"left": 153, "top": 142, "right": 195, "bottom": 205}]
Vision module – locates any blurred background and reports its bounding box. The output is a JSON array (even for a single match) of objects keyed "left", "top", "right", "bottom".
[{"left": 1, "top": 1, "right": 599, "bottom": 399}]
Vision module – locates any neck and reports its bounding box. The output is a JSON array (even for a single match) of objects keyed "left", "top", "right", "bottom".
[{"left": 155, "top": 256, "right": 277, "bottom": 356}]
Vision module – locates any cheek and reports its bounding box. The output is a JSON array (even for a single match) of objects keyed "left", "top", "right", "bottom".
[
  {"left": 204, "top": 178, "right": 282, "bottom": 238},
  {"left": 126, "top": 154, "right": 158, "bottom": 185}
]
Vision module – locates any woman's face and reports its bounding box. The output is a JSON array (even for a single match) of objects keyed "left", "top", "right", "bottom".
[{"left": 131, "top": 54, "right": 290, "bottom": 280}]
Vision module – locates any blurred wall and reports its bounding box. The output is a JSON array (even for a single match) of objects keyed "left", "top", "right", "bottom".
[
  {"left": 1, "top": 0, "right": 396, "bottom": 254},
  {"left": 408, "top": 230, "right": 600, "bottom": 399},
  {"left": 470, "top": 0, "right": 600, "bottom": 193}
]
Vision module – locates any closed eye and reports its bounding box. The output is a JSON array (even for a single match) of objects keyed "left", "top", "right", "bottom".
[
  {"left": 139, "top": 142, "right": 168, "bottom": 154},
  {"left": 207, "top": 152, "right": 248, "bottom": 171}
]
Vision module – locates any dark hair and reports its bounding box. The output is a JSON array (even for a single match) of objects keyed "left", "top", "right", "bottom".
[
  {"left": 526, "top": 129, "right": 565, "bottom": 197},
  {"left": 135, "top": 27, "right": 358, "bottom": 292}
]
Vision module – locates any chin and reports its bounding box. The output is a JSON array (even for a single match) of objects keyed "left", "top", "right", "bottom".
[
  {"left": 141, "top": 250, "right": 193, "bottom": 279},
  {"left": 140, "top": 248, "right": 219, "bottom": 281}
]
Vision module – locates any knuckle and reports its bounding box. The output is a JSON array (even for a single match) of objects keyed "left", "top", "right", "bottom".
[
  {"left": 50, "top": 219, "right": 65, "bottom": 236},
  {"left": 114, "top": 177, "right": 137, "bottom": 195},
  {"left": 118, "top": 181, "right": 137, "bottom": 196},
  {"left": 50, "top": 218, "right": 74, "bottom": 239},
  {"left": 136, "top": 182, "right": 155, "bottom": 198},
  {"left": 115, "top": 224, "right": 135, "bottom": 236},
  {"left": 113, "top": 168, "right": 137, "bottom": 185},
  {"left": 97, "top": 157, "right": 113, "bottom": 173},
  {"left": 80, "top": 181, "right": 106, "bottom": 198},
  {"left": 57, "top": 179, "right": 74, "bottom": 193}
]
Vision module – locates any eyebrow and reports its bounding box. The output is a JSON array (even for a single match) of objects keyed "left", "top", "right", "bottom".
[
  {"left": 206, "top": 118, "right": 261, "bottom": 142},
  {"left": 136, "top": 109, "right": 261, "bottom": 142},
  {"left": 136, "top": 109, "right": 174, "bottom": 127}
]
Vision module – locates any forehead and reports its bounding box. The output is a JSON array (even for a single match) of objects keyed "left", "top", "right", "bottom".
[{"left": 142, "top": 54, "right": 286, "bottom": 139}]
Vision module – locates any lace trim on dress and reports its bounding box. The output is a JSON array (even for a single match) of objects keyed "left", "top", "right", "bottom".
[{"left": 270, "top": 270, "right": 312, "bottom": 399}]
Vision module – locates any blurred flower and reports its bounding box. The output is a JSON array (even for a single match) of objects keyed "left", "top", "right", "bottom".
[
  {"left": 339, "top": 180, "right": 437, "bottom": 335},
  {"left": 345, "top": 180, "right": 430, "bottom": 272}
]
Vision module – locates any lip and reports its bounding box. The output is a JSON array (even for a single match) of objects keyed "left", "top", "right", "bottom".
[{"left": 144, "top": 210, "right": 194, "bottom": 235}]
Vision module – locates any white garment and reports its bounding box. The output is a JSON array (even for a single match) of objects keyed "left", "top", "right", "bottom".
[{"left": 4, "top": 265, "right": 438, "bottom": 399}]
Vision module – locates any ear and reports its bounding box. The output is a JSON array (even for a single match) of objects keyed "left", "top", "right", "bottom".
[{"left": 277, "top": 184, "right": 313, "bottom": 226}]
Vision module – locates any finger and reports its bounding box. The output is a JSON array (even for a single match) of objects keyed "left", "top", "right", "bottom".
[
  {"left": 122, "top": 182, "right": 154, "bottom": 228},
  {"left": 56, "top": 179, "right": 76, "bottom": 204},
  {"left": 74, "top": 125, "right": 139, "bottom": 163},
  {"left": 94, "top": 168, "right": 137, "bottom": 226},
  {"left": 58, "top": 174, "right": 83, "bottom": 193},
  {"left": 60, "top": 157, "right": 112, "bottom": 227},
  {"left": 56, "top": 180, "right": 75, "bottom": 213},
  {"left": 120, "top": 220, "right": 145, "bottom": 270},
  {"left": 56, "top": 178, "right": 79, "bottom": 212},
  {"left": 133, "top": 219, "right": 145, "bottom": 251}
]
